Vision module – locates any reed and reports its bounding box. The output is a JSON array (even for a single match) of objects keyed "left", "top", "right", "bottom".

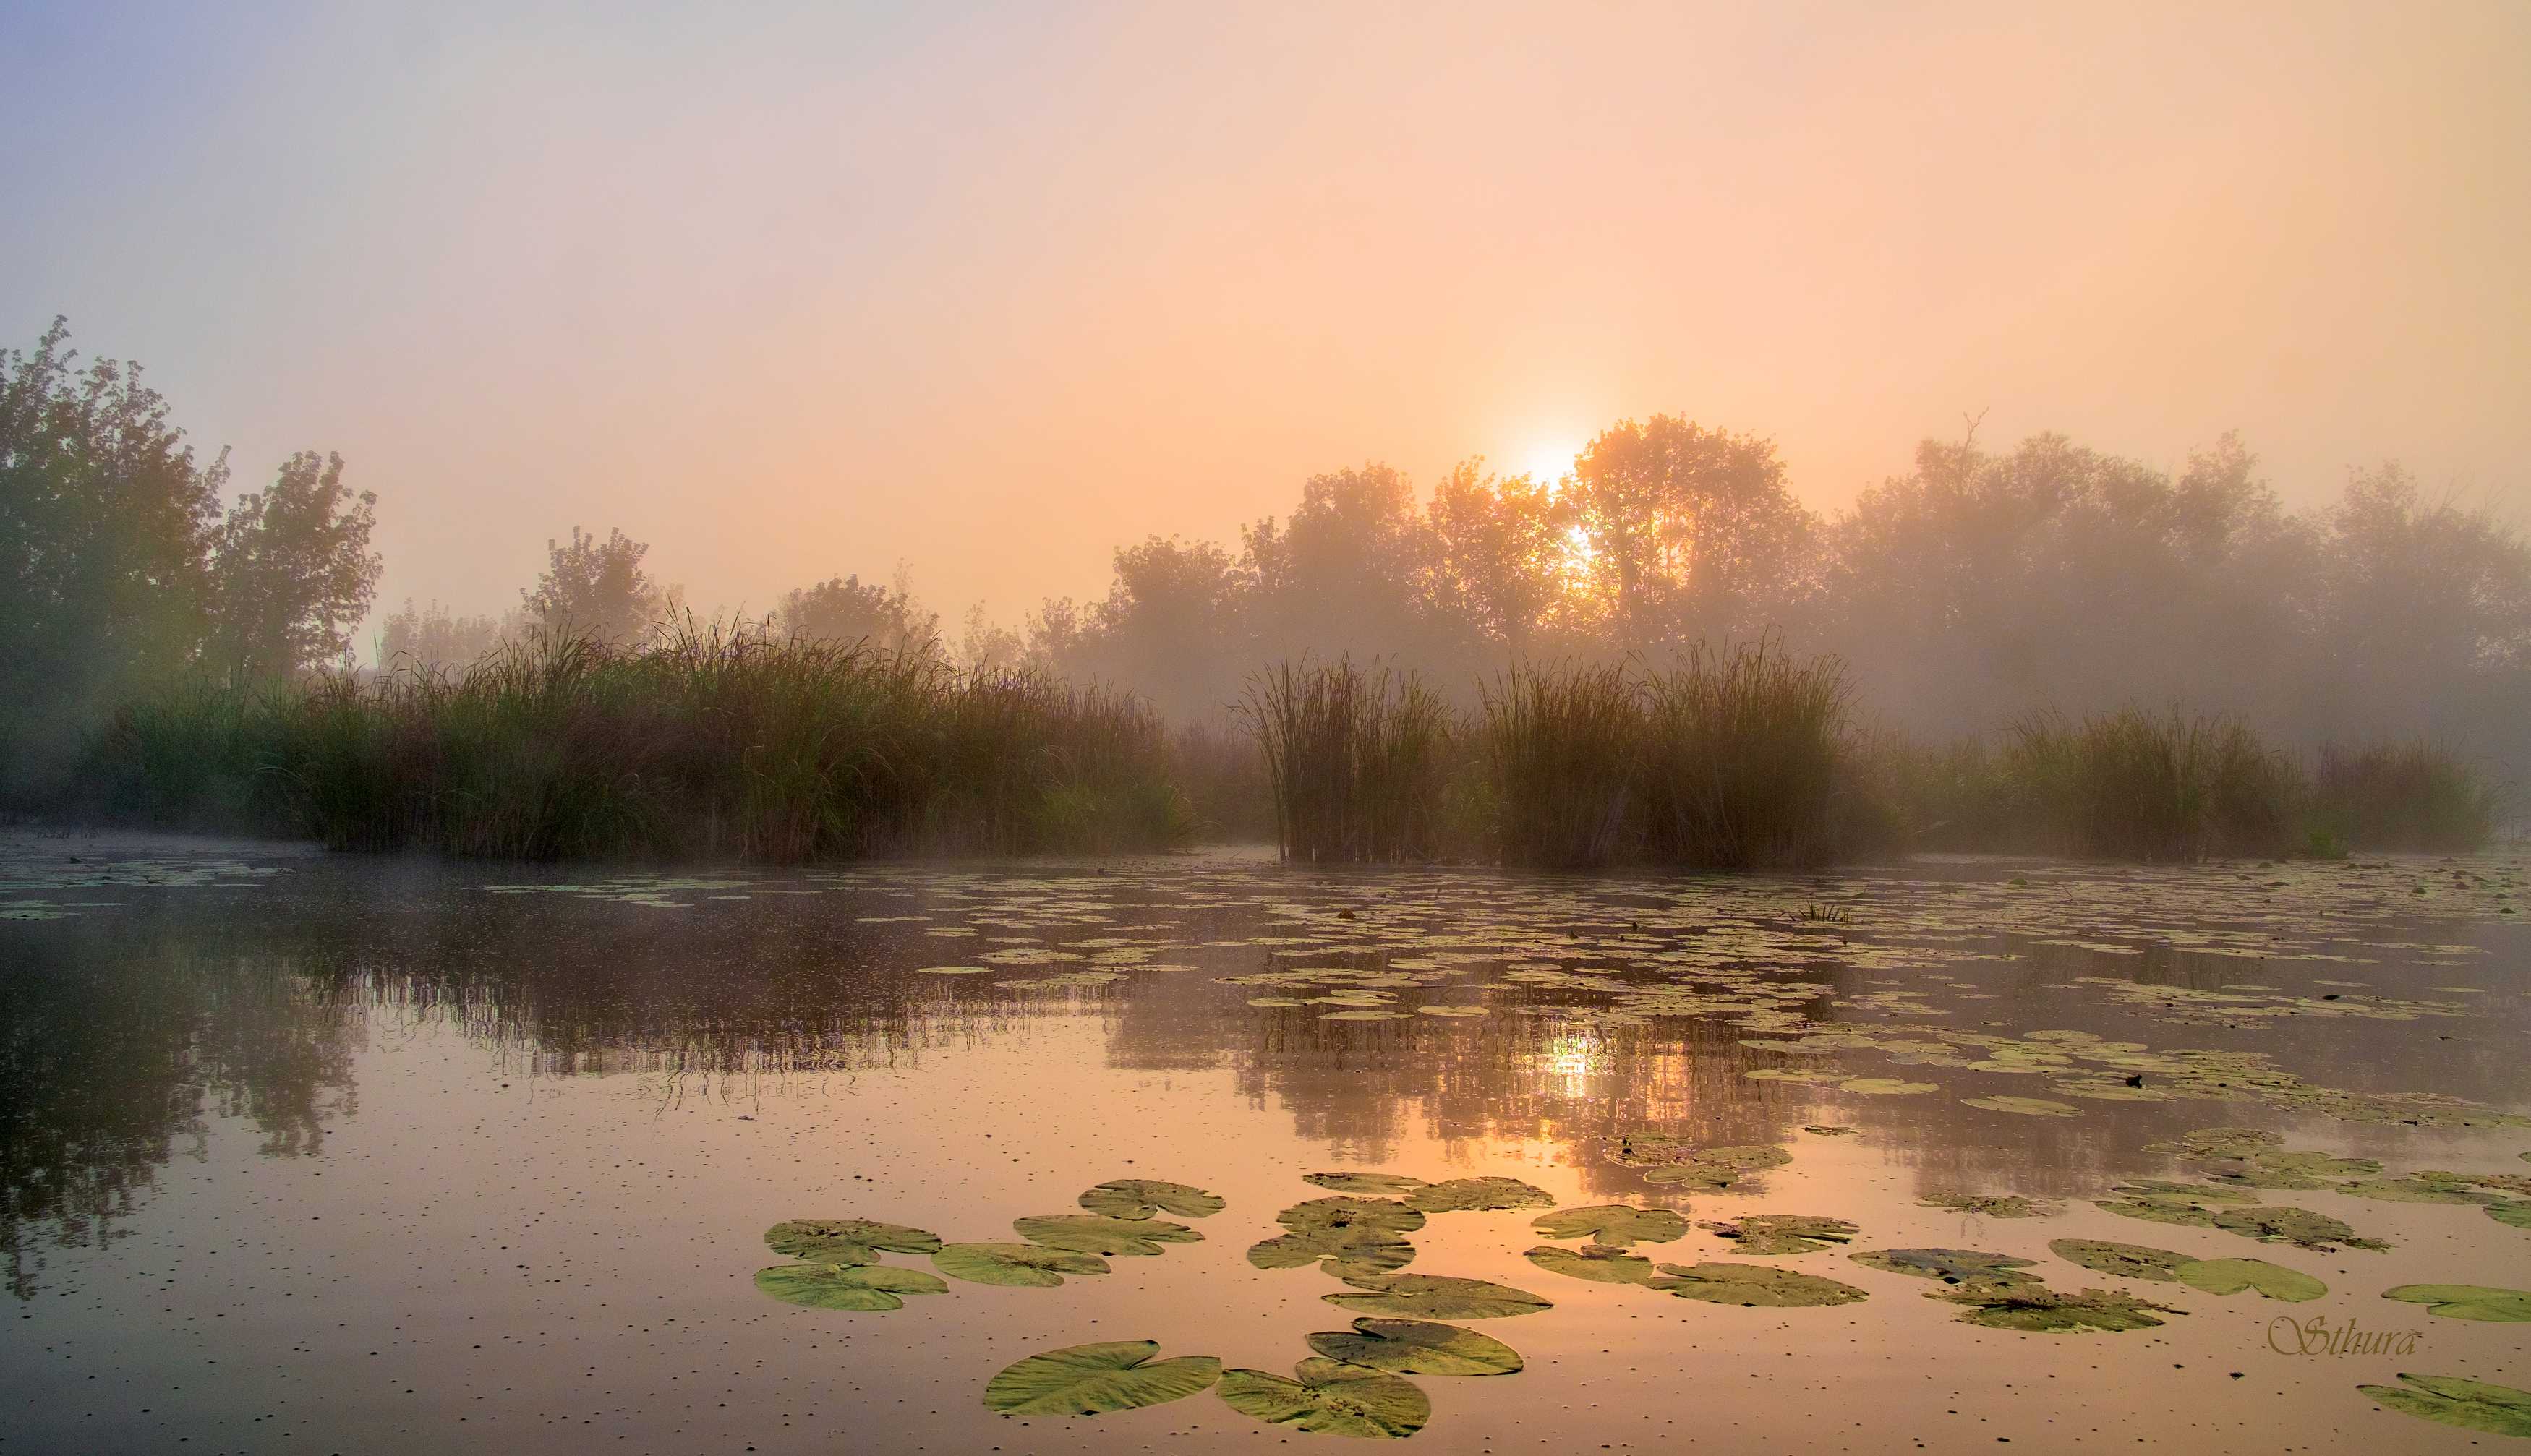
[
  {"left": 1240, "top": 656, "right": 1451, "bottom": 862},
  {"left": 83, "top": 621, "right": 1190, "bottom": 860},
  {"left": 2308, "top": 739, "right": 2502, "bottom": 852},
  {"left": 1478, "top": 661, "right": 1642, "bottom": 868},
  {"left": 2005, "top": 706, "right": 2298, "bottom": 861},
  {"left": 1638, "top": 638, "right": 1851, "bottom": 868}
]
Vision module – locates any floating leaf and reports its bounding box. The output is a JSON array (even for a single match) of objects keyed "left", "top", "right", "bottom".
[
  {"left": 1700, "top": 1215, "right": 1858, "bottom": 1255},
  {"left": 1848, "top": 1248, "right": 2040, "bottom": 1288},
  {"left": 2049, "top": 1239, "right": 2192, "bottom": 1282},
  {"left": 1649, "top": 1261, "right": 1868, "bottom": 1308},
  {"left": 2145, "top": 1127, "right": 2282, "bottom": 1159},
  {"left": 1934, "top": 1283, "right": 2184, "bottom": 1331},
  {"left": 1305, "top": 1319, "right": 1523, "bottom": 1376},
  {"left": 1304, "top": 1173, "right": 1430, "bottom": 1196},
  {"left": 2338, "top": 1177, "right": 2505, "bottom": 1206},
  {"left": 2173, "top": 1257, "right": 2326, "bottom": 1301},
  {"left": 1247, "top": 996, "right": 1307, "bottom": 1007},
  {"left": 1216, "top": 1358, "right": 1430, "bottom": 1439},
  {"left": 1961, "top": 1096, "right": 2081, "bottom": 1118},
  {"left": 764, "top": 1218, "right": 944, "bottom": 1265},
  {"left": 914, "top": 965, "right": 994, "bottom": 975},
  {"left": 1618, "top": 1141, "right": 1791, "bottom": 1191},
  {"left": 1838, "top": 1078, "right": 1938, "bottom": 1095},
  {"left": 2210, "top": 1206, "right": 2388, "bottom": 1252},
  {"left": 1276, "top": 1196, "right": 1427, "bottom": 1235},
  {"left": 1078, "top": 1179, "right": 1226, "bottom": 1220},
  {"left": 1404, "top": 1176, "right": 1555, "bottom": 1213},
  {"left": 1012, "top": 1214, "right": 1203, "bottom": 1256},
  {"left": 982, "top": 1340, "right": 1223, "bottom": 1415},
  {"left": 1524, "top": 1244, "right": 1658, "bottom": 1283},
  {"left": 754, "top": 1262, "right": 949, "bottom": 1311},
  {"left": 2259, "top": 1149, "right": 2381, "bottom": 1177},
  {"left": 2488, "top": 1201, "right": 2531, "bottom": 1229},
  {"left": 1803, "top": 1126, "right": 1858, "bottom": 1136},
  {"left": 1529, "top": 1205, "right": 1689, "bottom": 1247},
  {"left": 931, "top": 1242, "right": 1110, "bottom": 1288},
  {"left": 1249, "top": 1231, "right": 1416, "bottom": 1272},
  {"left": 2110, "top": 1178, "right": 2260, "bottom": 1204},
  {"left": 1323, "top": 1273, "right": 1554, "bottom": 1319},
  {"left": 1415, "top": 1006, "right": 1489, "bottom": 1017},
  {"left": 1921, "top": 1194, "right": 2062, "bottom": 1219},
  {"left": 1321, "top": 1009, "right": 1410, "bottom": 1020},
  {"left": 2357, "top": 1373, "right": 2531, "bottom": 1438},
  {"left": 2382, "top": 1284, "right": 2531, "bottom": 1322},
  {"left": 2096, "top": 1198, "right": 2217, "bottom": 1227}
]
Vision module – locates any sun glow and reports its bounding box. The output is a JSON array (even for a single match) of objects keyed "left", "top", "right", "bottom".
[{"left": 1519, "top": 440, "right": 1583, "bottom": 484}]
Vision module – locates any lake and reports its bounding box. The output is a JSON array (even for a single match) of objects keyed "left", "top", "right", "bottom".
[{"left": 2, "top": 830, "right": 2526, "bottom": 1453}]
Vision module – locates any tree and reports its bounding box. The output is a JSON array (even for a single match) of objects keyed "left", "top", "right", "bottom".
[
  {"left": 205, "top": 451, "right": 382, "bottom": 680},
  {"left": 377, "top": 599, "right": 508, "bottom": 672},
  {"left": 775, "top": 567, "right": 937, "bottom": 655},
  {"left": 523, "top": 527, "right": 663, "bottom": 643},
  {"left": 1570, "top": 416, "right": 1814, "bottom": 650},
  {"left": 0, "top": 319, "right": 223, "bottom": 790},
  {"left": 1243, "top": 463, "right": 1438, "bottom": 661},
  {"left": 1426, "top": 461, "right": 1578, "bottom": 651}
]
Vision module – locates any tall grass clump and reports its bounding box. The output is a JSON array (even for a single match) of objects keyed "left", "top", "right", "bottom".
[
  {"left": 1638, "top": 638, "right": 1852, "bottom": 868},
  {"left": 83, "top": 622, "right": 1191, "bottom": 860},
  {"left": 1479, "top": 662, "right": 1642, "bottom": 868},
  {"left": 2007, "top": 706, "right": 2298, "bottom": 861},
  {"left": 2309, "top": 740, "right": 2502, "bottom": 852},
  {"left": 1241, "top": 656, "right": 1451, "bottom": 862}
]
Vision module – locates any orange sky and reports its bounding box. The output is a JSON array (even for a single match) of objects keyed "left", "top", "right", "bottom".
[{"left": 6, "top": 1, "right": 2526, "bottom": 636}]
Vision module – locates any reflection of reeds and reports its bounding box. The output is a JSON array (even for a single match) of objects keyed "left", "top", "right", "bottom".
[
  {"left": 2308, "top": 740, "right": 2502, "bottom": 852},
  {"left": 1639, "top": 638, "right": 1851, "bottom": 869},
  {"left": 86, "top": 620, "right": 1192, "bottom": 859},
  {"left": 1241, "top": 657, "right": 1450, "bottom": 862}
]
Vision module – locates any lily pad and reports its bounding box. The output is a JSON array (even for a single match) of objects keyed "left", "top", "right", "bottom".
[
  {"left": 1961, "top": 1096, "right": 2081, "bottom": 1118},
  {"left": 2357, "top": 1373, "right": 2531, "bottom": 1438},
  {"left": 931, "top": 1242, "right": 1110, "bottom": 1288},
  {"left": 1216, "top": 1358, "right": 1430, "bottom": 1439},
  {"left": 1404, "top": 1176, "right": 1555, "bottom": 1213},
  {"left": 1649, "top": 1261, "right": 1869, "bottom": 1308},
  {"left": 2382, "top": 1284, "right": 2531, "bottom": 1322},
  {"left": 1305, "top": 1319, "right": 1523, "bottom": 1376},
  {"left": 2260, "top": 1149, "right": 2381, "bottom": 1177},
  {"left": 754, "top": 1262, "right": 949, "bottom": 1311},
  {"left": 1078, "top": 1179, "right": 1226, "bottom": 1220},
  {"left": 1529, "top": 1205, "right": 1689, "bottom": 1247},
  {"left": 1415, "top": 1005, "right": 1490, "bottom": 1017},
  {"left": 2210, "top": 1206, "right": 2389, "bottom": 1252},
  {"left": 2489, "top": 1201, "right": 2531, "bottom": 1229},
  {"left": 2145, "top": 1127, "right": 2282, "bottom": 1159},
  {"left": 982, "top": 1340, "right": 1223, "bottom": 1415},
  {"left": 2096, "top": 1198, "right": 2218, "bottom": 1227},
  {"left": 2172, "top": 1257, "right": 2326, "bottom": 1301},
  {"left": 1849, "top": 1248, "right": 2041, "bottom": 1288},
  {"left": 2337, "top": 1177, "right": 2505, "bottom": 1206},
  {"left": 1700, "top": 1215, "right": 1859, "bottom": 1255},
  {"left": 1524, "top": 1244, "right": 1659, "bottom": 1284},
  {"left": 1323, "top": 1273, "right": 1554, "bottom": 1319},
  {"left": 1921, "top": 1194, "right": 2062, "bottom": 1219},
  {"left": 1803, "top": 1126, "right": 1858, "bottom": 1136},
  {"left": 1248, "top": 1230, "right": 1417, "bottom": 1273},
  {"left": 764, "top": 1218, "right": 944, "bottom": 1265},
  {"left": 1304, "top": 1172, "right": 1431, "bottom": 1196},
  {"left": 2110, "top": 1178, "right": 2259, "bottom": 1204},
  {"left": 1321, "top": 1009, "right": 1410, "bottom": 1020},
  {"left": 2049, "top": 1239, "right": 2192, "bottom": 1282},
  {"left": 1276, "top": 1196, "right": 1427, "bottom": 1235},
  {"left": 915, "top": 965, "right": 994, "bottom": 975},
  {"left": 1012, "top": 1214, "right": 1203, "bottom": 1256},
  {"left": 1621, "top": 1142, "right": 1791, "bottom": 1191},
  {"left": 1838, "top": 1078, "right": 1938, "bottom": 1095},
  {"left": 1934, "top": 1284, "right": 2183, "bottom": 1331}
]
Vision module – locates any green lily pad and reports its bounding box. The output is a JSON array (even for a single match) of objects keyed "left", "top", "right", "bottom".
[
  {"left": 1247, "top": 996, "right": 1308, "bottom": 1006},
  {"left": 1305, "top": 1319, "right": 1523, "bottom": 1376},
  {"left": 2111, "top": 1178, "right": 2260, "bottom": 1204},
  {"left": 1416, "top": 1005, "right": 1490, "bottom": 1017},
  {"left": 1216, "top": 1358, "right": 1430, "bottom": 1439},
  {"left": 2173, "top": 1257, "right": 2326, "bottom": 1301},
  {"left": 1304, "top": 1172, "right": 1431, "bottom": 1195},
  {"left": 982, "top": 1340, "right": 1223, "bottom": 1414},
  {"left": 2096, "top": 1198, "right": 2218, "bottom": 1227},
  {"left": 1524, "top": 1244, "right": 1659, "bottom": 1284},
  {"left": 1276, "top": 1196, "right": 1427, "bottom": 1235},
  {"left": 2382, "top": 1284, "right": 2531, "bottom": 1322},
  {"left": 2145, "top": 1127, "right": 2282, "bottom": 1159},
  {"left": 2338, "top": 1177, "right": 2505, "bottom": 1205},
  {"left": 2357, "top": 1373, "right": 2531, "bottom": 1437},
  {"left": 1321, "top": 1009, "right": 1410, "bottom": 1020},
  {"left": 1404, "top": 1176, "right": 1555, "bottom": 1213},
  {"left": 754, "top": 1262, "right": 949, "bottom": 1311},
  {"left": 1849, "top": 1248, "right": 2041, "bottom": 1287},
  {"left": 2210, "top": 1206, "right": 2389, "bottom": 1252},
  {"left": 1078, "top": 1179, "right": 1226, "bottom": 1220},
  {"left": 1649, "top": 1261, "right": 1869, "bottom": 1308},
  {"left": 1248, "top": 1230, "right": 1417, "bottom": 1272},
  {"left": 1961, "top": 1096, "right": 2081, "bottom": 1118},
  {"left": 931, "top": 1242, "right": 1110, "bottom": 1287},
  {"left": 1700, "top": 1215, "right": 1859, "bottom": 1255},
  {"left": 2489, "top": 1201, "right": 2531, "bottom": 1229},
  {"left": 2204, "top": 1165, "right": 2334, "bottom": 1191},
  {"left": 1934, "top": 1284, "right": 2183, "bottom": 1331},
  {"left": 2260, "top": 1149, "right": 2381, "bottom": 1177},
  {"left": 1620, "top": 1142, "right": 1791, "bottom": 1191},
  {"left": 764, "top": 1218, "right": 944, "bottom": 1265},
  {"left": 1921, "top": 1194, "right": 2062, "bottom": 1219},
  {"left": 915, "top": 965, "right": 994, "bottom": 975},
  {"left": 1012, "top": 1214, "right": 1203, "bottom": 1256},
  {"left": 1323, "top": 1273, "right": 1554, "bottom": 1319},
  {"left": 2049, "top": 1239, "right": 2193, "bottom": 1281},
  {"left": 1529, "top": 1204, "right": 1689, "bottom": 1246},
  {"left": 1803, "top": 1126, "right": 1858, "bottom": 1136},
  {"left": 1838, "top": 1078, "right": 1938, "bottom": 1095}
]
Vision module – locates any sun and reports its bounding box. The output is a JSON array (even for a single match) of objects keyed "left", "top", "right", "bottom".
[{"left": 1518, "top": 440, "right": 1584, "bottom": 484}]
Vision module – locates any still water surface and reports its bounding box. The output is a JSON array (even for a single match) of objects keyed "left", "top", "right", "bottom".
[{"left": 3, "top": 831, "right": 2527, "bottom": 1453}]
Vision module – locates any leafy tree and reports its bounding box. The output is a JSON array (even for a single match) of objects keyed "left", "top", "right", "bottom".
[
  {"left": 377, "top": 599, "right": 508, "bottom": 672},
  {"left": 1426, "top": 461, "right": 1579, "bottom": 651},
  {"left": 0, "top": 319, "right": 223, "bottom": 790},
  {"left": 1570, "top": 416, "right": 1815, "bottom": 649},
  {"left": 1244, "top": 463, "right": 1438, "bottom": 661},
  {"left": 774, "top": 567, "right": 936, "bottom": 655},
  {"left": 956, "top": 603, "right": 1024, "bottom": 674},
  {"left": 205, "top": 451, "right": 382, "bottom": 680},
  {"left": 523, "top": 526, "right": 664, "bottom": 643}
]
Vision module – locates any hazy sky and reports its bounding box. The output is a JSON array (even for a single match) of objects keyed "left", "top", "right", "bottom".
[{"left": 5, "top": 1, "right": 2526, "bottom": 635}]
